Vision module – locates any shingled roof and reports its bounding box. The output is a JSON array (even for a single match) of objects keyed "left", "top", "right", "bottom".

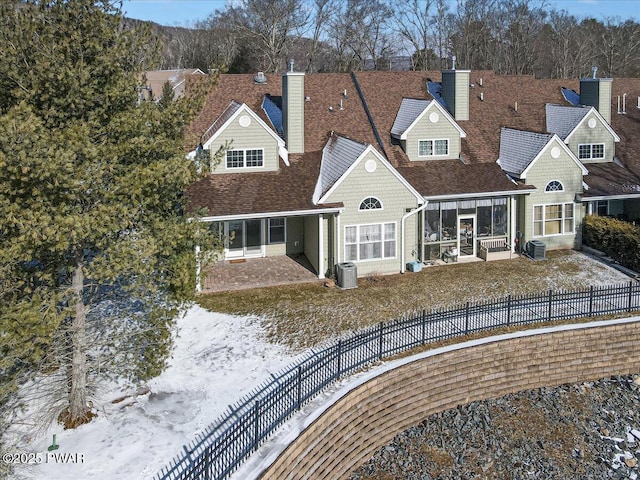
[
  {"left": 186, "top": 70, "right": 640, "bottom": 214},
  {"left": 314, "top": 134, "right": 369, "bottom": 202},
  {"left": 498, "top": 128, "right": 554, "bottom": 177},
  {"left": 545, "top": 104, "right": 591, "bottom": 139}
]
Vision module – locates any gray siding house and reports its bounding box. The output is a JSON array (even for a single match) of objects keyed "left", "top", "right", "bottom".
[{"left": 186, "top": 67, "right": 640, "bottom": 291}]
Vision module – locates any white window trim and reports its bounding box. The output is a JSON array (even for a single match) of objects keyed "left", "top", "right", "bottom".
[
  {"left": 544, "top": 180, "right": 565, "bottom": 193},
  {"left": 225, "top": 148, "right": 265, "bottom": 169},
  {"left": 268, "top": 218, "right": 286, "bottom": 244},
  {"left": 358, "top": 196, "right": 384, "bottom": 211},
  {"left": 344, "top": 222, "right": 397, "bottom": 262},
  {"left": 418, "top": 138, "right": 449, "bottom": 158},
  {"left": 532, "top": 203, "right": 575, "bottom": 237},
  {"left": 577, "top": 143, "right": 605, "bottom": 161}
]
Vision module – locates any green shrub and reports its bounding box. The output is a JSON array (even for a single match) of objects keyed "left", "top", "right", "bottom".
[{"left": 583, "top": 215, "right": 640, "bottom": 272}]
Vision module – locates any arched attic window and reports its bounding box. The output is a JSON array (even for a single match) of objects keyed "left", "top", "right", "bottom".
[
  {"left": 545, "top": 180, "right": 564, "bottom": 192},
  {"left": 359, "top": 197, "right": 383, "bottom": 211}
]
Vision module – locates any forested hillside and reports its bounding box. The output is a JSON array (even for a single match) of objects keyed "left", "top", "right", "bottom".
[{"left": 146, "top": 0, "right": 640, "bottom": 78}]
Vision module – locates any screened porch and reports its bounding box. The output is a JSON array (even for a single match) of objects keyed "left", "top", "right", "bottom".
[{"left": 423, "top": 197, "right": 510, "bottom": 261}]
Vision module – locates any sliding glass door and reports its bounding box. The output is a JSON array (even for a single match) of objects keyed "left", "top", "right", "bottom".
[{"left": 225, "top": 220, "right": 263, "bottom": 258}]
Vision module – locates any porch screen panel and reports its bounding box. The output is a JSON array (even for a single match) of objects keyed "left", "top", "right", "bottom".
[
  {"left": 425, "top": 202, "right": 440, "bottom": 241},
  {"left": 477, "top": 199, "right": 492, "bottom": 236},
  {"left": 493, "top": 198, "right": 507, "bottom": 235},
  {"left": 441, "top": 202, "right": 457, "bottom": 239}
]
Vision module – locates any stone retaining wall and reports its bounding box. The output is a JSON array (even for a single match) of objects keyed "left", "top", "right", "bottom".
[{"left": 260, "top": 319, "right": 640, "bottom": 480}]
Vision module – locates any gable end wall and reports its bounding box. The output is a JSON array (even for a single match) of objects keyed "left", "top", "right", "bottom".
[
  {"left": 521, "top": 147, "right": 585, "bottom": 249},
  {"left": 324, "top": 151, "right": 419, "bottom": 276},
  {"left": 209, "top": 117, "right": 280, "bottom": 173}
]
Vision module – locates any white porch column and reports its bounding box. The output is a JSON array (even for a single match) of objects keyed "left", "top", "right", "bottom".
[
  {"left": 318, "top": 214, "right": 325, "bottom": 279},
  {"left": 587, "top": 201, "right": 594, "bottom": 215},
  {"left": 510, "top": 196, "right": 517, "bottom": 253},
  {"left": 195, "top": 245, "right": 202, "bottom": 293}
]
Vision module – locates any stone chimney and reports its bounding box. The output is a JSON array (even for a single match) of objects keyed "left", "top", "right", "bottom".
[
  {"left": 282, "top": 60, "right": 305, "bottom": 153},
  {"left": 580, "top": 67, "right": 612, "bottom": 124},
  {"left": 441, "top": 62, "right": 470, "bottom": 121}
]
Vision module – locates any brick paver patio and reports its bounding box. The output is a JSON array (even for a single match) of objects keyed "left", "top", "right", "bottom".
[{"left": 201, "top": 254, "right": 321, "bottom": 293}]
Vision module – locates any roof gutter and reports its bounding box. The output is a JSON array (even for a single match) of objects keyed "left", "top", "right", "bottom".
[
  {"left": 422, "top": 189, "right": 535, "bottom": 201},
  {"left": 195, "top": 207, "right": 344, "bottom": 223},
  {"left": 401, "top": 201, "right": 429, "bottom": 274},
  {"left": 577, "top": 193, "right": 640, "bottom": 201}
]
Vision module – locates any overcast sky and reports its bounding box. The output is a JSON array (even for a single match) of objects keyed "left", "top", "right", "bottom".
[{"left": 122, "top": 0, "right": 639, "bottom": 27}]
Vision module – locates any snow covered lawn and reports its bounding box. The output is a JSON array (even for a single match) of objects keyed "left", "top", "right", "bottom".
[
  {"left": 13, "top": 306, "right": 296, "bottom": 480},
  {"left": 9, "top": 252, "right": 635, "bottom": 480}
]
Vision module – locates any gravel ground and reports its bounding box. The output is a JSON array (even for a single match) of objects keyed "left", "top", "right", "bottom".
[{"left": 351, "top": 374, "right": 640, "bottom": 480}]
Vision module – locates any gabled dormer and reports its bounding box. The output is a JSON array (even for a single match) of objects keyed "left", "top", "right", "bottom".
[
  {"left": 546, "top": 104, "right": 620, "bottom": 164},
  {"left": 197, "top": 100, "right": 288, "bottom": 174},
  {"left": 498, "top": 128, "right": 588, "bottom": 181},
  {"left": 390, "top": 98, "right": 466, "bottom": 162}
]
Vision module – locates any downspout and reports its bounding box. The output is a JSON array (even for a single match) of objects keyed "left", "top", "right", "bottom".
[{"left": 401, "top": 201, "right": 429, "bottom": 273}]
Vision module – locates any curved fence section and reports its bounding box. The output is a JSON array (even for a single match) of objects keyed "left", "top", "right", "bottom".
[{"left": 156, "top": 282, "right": 640, "bottom": 480}]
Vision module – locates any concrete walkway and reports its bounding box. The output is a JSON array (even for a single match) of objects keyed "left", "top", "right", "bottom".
[{"left": 201, "top": 254, "right": 320, "bottom": 293}]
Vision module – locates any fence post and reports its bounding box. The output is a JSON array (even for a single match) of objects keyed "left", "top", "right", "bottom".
[
  {"left": 336, "top": 340, "right": 342, "bottom": 379},
  {"left": 547, "top": 290, "right": 553, "bottom": 321},
  {"left": 296, "top": 366, "right": 302, "bottom": 409},
  {"left": 629, "top": 281, "right": 634, "bottom": 312},
  {"left": 465, "top": 302, "right": 470, "bottom": 334},
  {"left": 204, "top": 444, "right": 211, "bottom": 480},
  {"left": 378, "top": 322, "right": 384, "bottom": 360},
  {"left": 589, "top": 285, "right": 594, "bottom": 317},
  {"left": 253, "top": 400, "right": 260, "bottom": 452},
  {"left": 421, "top": 309, "right": 426, "bottom": 345},
  {"left": 507, "top": 295, "right": 511, "bottom": 327}
]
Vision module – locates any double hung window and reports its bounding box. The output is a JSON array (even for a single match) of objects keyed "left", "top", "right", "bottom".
[
  {"left": 533, "top": 203, "right": 574, "bottom": 236},
  {"left": 226, "top": 149, "right": 264, "bottom": 168},
  {"left": 418, "top": 139, "right": 449, "bottom": 157},
  {"left": 344, "top": 223, "right": 396, "bottom": 261},
  {"left": 578, "top": 143, "right": 604, "bottom": 160}
]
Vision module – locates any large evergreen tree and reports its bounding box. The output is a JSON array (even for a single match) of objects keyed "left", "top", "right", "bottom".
[{"left": 0, "top": 0, "right": 217, "bottom": 433}]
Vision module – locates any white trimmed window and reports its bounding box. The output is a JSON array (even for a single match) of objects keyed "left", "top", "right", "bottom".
[
  {"left": 533, "top": 203, "right": 574, "bottom": 236},
  {"left": 596, "top": 200, "right": 609, "bottom": 216},
  {"left": 418, "top": 139, "right": 448, "bottom": 157},
  {"left": 226, "top": 148, "right": 264, "bottom": 168},
  {"left": 578, "top": 143, "right": 604, "bottom": 160},
  {"left": 545, "top": 180, "right": 564, "bottom": 192},
  {"left": 268, "top": 218, "right": 285, "bottom": 244},
  {"left": 359, "top": 197, "right": 383, "bottom": 211},
  {"left": 344, "top": 223, "right": 396, "bottom": 261}
]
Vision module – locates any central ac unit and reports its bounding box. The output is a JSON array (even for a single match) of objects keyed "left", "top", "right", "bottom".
[
  {"left": 526, "top": 240, "right": 547, "bottom": 260},
  {"left": 336, "top": 262, "right": 357, "bottom": 289}
]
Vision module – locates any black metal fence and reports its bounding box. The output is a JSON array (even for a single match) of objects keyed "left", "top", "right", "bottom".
[{"left": 156, "top": 282, "right": 640, "bottom": 480}]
